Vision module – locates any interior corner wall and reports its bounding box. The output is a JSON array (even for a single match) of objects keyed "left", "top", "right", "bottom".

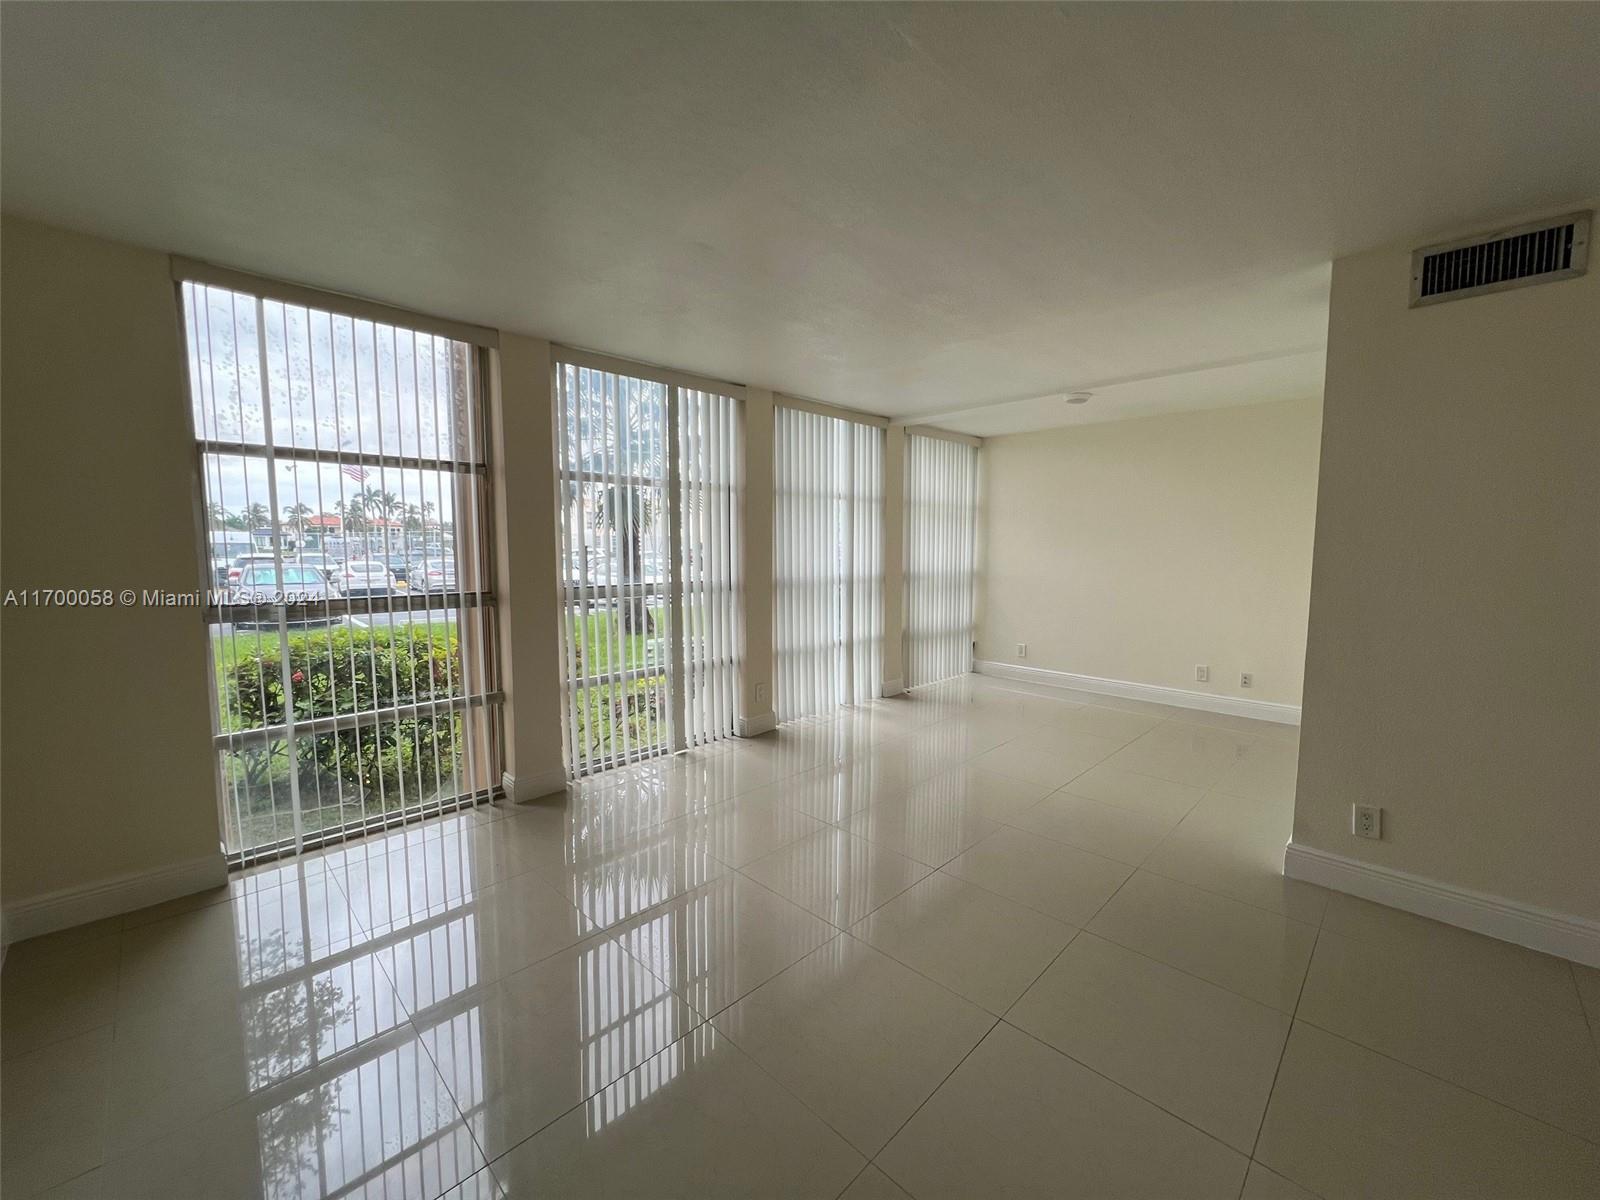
[
  {"left": 1, "top": 215, "right": 222, "bottom": 910},
  {"left": 1293, "top": 219, "right": 1600, "bottom": 923},
  {"left": 977, "top": 399, "right": 1322, "bottom": 707}
]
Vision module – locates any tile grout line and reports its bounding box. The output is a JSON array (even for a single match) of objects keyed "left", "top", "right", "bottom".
[
  {"left": 322, "top": 847, "right": 502, "bottom": 1185},
  {"left": 988, "top": 1018, "right": 1259, "bottom": 1171},
  {"left": 1289, "top": 1010, "right": 1600, "bottom": 1150},
  {"left": 1247, "top": 919, "right": 1321, "bottom": 1164},
  {"left": 859, "top": 1013, "right": 1004, "bottom": 1190}
]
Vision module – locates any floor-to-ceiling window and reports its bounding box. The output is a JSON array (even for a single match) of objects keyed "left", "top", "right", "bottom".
[
  {"left": 905, "top": 431, "right": 979, "bottom": 687},
  {"left": 553, "top": 353, "right": 741, "bottom": 777},
  {"left": 773, "top": 405, "right": 885, "bottom": 720},
  {"left": 181, "top": 275, "right": 502, "bottom": 868}
]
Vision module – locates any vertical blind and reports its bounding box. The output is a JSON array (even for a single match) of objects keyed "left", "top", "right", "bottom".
[
  {"left": 181, "top": 279, "right": 501, "bottom": 868},
  {"left": 906, "top": 432, "right": 979, "bottom": 688},
  {"left": 678, "top": 389, "right": 742, "bottom": 748},
  {"left": 553, "top": 359, "right": 741, "bottom": 776},
  {"left": 773, "top": 406, "right": 884, "bottom": 721}
]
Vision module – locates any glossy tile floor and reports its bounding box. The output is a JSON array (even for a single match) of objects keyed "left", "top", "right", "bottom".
[{"left": 5, "top": 676, "right": 1599, "bottom": 1198}]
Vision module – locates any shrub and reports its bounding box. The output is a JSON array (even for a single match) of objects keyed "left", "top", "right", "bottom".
[{"left": 224, "top": 625, "right": 462, "bottom": 799}]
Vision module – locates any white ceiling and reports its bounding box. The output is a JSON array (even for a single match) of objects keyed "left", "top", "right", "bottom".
[{"left": 4, "top": 4, "right": 1598, "bottom": 434}]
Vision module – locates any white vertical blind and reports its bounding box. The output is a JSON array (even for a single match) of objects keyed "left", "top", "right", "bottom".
[
  {"left": 181, "top": 280, "right": 500, "bottom": 869},
  {"left": 679, "top": 389, "right": 742, "bottom": 747},
  {"left": 906, "top": 433, "right": 979, "bottom": 688},
  {"left": 554, "top": 362, "right": 673, "bottom": 775},
  {"left": 774, "top": 406, "right": 884, "bottom": 721},
  {"left": 553, "top": 360, "right": 742, "bottom": 776}
]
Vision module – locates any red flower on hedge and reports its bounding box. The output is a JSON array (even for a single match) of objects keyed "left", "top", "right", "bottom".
[{"left": 292, "top": 670, "right": 305, "bottom": 684}]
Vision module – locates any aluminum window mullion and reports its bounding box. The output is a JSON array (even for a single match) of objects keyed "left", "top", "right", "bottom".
[
  {"left": 215, "top": 691, "right": 504, "bottom": 749},
  {"left": 193, "top": 439, "right": 483, "bottom": 476}
]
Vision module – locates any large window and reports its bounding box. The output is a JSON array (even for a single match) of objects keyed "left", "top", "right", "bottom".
[
  {"left": 773, "top": 406, "right": 884, "bottom": 720},
  {"left": 906, "top": 432, "right": 979, "bottom": 687},
  {"left": 553, "top": 355, "right": 741, "bottom": 776},
  {"left": 181, "top": 278, "right": 501, "bottom": 867}
]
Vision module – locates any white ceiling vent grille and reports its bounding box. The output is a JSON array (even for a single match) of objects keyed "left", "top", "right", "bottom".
[{"left": 1410, "top": 212, "right": 1590, "bottom": 307}]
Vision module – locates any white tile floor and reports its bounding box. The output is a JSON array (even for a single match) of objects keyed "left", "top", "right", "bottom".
[{"left": 4, "top": 675, "right": 1598, "bottom": 1198}]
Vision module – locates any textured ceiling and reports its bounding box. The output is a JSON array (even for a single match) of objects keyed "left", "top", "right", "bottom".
[{"left": 4, "top": 3, "right": 1598, "bottom": 432}]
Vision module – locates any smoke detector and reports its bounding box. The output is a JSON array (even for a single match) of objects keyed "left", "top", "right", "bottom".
[{"left": 1065, "top": 391, "right": 1092, "bottom": 405}]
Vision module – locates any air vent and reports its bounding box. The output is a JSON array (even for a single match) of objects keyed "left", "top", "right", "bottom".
[{"left": 1410, "top": 212, "right": 1590, "bottom": 307}]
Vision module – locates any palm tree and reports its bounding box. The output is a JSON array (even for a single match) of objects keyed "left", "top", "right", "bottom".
[
  {"left": 242, "top": 502, "right": 271, "bottom": 531},
  {"left": 205, "top": 501, "right": 229, "bottom": 530},
  {"left": 282, "top": 503, "right": 313, "bottom": 539},
  {"left": 339, "top": 498, "right": 368, "bottom": 535}
]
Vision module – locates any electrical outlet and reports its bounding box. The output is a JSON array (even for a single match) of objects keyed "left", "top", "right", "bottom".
[
  {"left": 1352, "top": 804, "right": 1382, "bottom": 840},
  {"left": 1016, "top": 643, "right": 1028, "bottom": 658},
  {"left": 1240, "top": 672, "right": 1253, "bottom": 688},
  {"left": 1195, "top": 664, "right": 1209, "bottom": 683}
]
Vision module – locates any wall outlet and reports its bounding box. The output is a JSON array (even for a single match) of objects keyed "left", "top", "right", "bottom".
[
  {"left": 1195, "top": 664, "right": 1210, "bottom": 683},
  {"left": 1240, "top": 672, "right": 1253, "bottom": 689},
  {"left": 1352, "top": 804, "right": 1382, "bottom": 840},
  {"left": 1016, "top": 642, "right": 1028, "bottom": 658},
  {"left": 755, "top": 682, "right": 769, "bottom": 704}
]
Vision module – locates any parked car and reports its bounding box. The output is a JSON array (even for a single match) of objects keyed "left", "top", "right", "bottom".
[
  {"left": 226, "top": 552, "right": 281, "bottom": 587},
  {"left": 384, "top": 553, "right": 413, "bottom": 583},
  {"left": 414, "top": 559, "right": 458, "bottom": 593},
  {"left": 228, "top": 563, "right": 333, "bottom": 628},
  {"left": 294, "top": 552, "right": 339, "bottom": 582},
  {"left": 335, "top": 560, "right": 400, "bottom": 598}
]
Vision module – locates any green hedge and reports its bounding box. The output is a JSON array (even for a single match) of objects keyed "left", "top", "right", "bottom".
[{"left": 224, "top": 626, "right": 461, "bottom": 799}]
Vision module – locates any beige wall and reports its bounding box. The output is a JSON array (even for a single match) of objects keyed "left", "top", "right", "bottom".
[
  {"left": 881, "top": 425, "right": 907, "bottom": 693},
  {"left": 1294, "top": 221, "right": 1600, "bottom": 920},
  {"left": 978, "top": 399, "right": 1322, "bottom": 707},
  {"left": 1, "top": 216, "right": 221, "bottom": 904},
  {"left": 490, "top": 333, "right": 565, "bottom": 799},
  {"left": 0, "top": 219, "right": 577, "bottom": 928},
  {"left": 739, "top": 388, "right": 776, "bottom": 728}
]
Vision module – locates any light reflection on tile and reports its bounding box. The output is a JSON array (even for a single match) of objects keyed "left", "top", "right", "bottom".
[
  {"left": 419, "top": 934, "right": 701, "bottom": 1160},
  {"left": 613, "top": 873, "right": 837, "bottom": 1019},
  {"left": 8, "top": 677, "right": 1595, "bottom": 1200},
  {"left": 486, "top": 1024, "right": 864, "bottom": 1198}
]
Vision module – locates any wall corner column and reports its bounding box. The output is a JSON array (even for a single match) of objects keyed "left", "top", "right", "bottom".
[
  {"left": 490, "top": 333, "right": 566, "bottom": 799},
  {"left": 738, "top": 387, "right": 776, "bottom": 733},
  {"left": 881, "top": 424, "right": 907, "bottom": 695}
]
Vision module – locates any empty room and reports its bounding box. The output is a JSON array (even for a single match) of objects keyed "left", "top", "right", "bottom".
[{"left": 1, "top": 4, "right": 1597, "bottom": 1198}]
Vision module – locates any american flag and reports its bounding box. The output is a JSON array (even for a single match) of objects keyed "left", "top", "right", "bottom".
[{"left": 341, "top": 464, "right": 368, "bottom": 484}]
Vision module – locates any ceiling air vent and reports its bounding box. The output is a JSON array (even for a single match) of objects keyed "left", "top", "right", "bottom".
[{"left": 1410, "top": 211, "right": 1590, "bottom": 307}]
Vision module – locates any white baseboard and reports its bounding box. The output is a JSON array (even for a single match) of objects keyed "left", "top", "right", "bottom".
[
  {"left": 973, "top": 660, "right": 1300, "bottom": 726},
  {"left": 502, "top": 767, "right": 568, "bottom": 802},
  {"left": 880, "top": 678, "right": 905, "bottom": 698},
  {"left": 1284, "top": 841, "right": 1600, "bottom": 967},
  {"left": 3, "top": 852, "right": 230, "bottom": 947},
  {"left": 737, "top": 711, "right": 778, "bottom": 737}
]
